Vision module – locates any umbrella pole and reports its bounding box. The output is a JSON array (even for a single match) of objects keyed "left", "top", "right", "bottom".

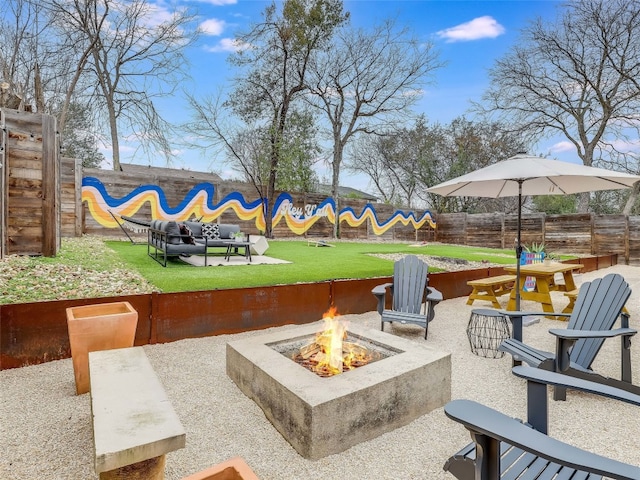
[
  {"left": 511, "top": 181, "right": 524, "bottom": 355},
  {"left": 516, "top": 181, "right": 522, "bottom": 311}
]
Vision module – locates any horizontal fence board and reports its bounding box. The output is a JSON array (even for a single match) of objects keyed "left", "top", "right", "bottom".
[
  {"left": 593, "top": 215, "right": 627, "bottom": 260},
  {"left": 466, "top": 213, "right": 503, "bottom": 248},
  {"left": 432, "top": 212, "right": 639, "bottom": 264}
]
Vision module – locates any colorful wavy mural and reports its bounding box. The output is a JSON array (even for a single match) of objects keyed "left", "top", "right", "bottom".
[{"left": 81, "top": 177, "right": 436, "bottom": 235}]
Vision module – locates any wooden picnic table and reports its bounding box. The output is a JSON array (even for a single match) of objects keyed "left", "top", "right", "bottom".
[{"left": 503, "top": 263, "right": 584, "bottom": 316}]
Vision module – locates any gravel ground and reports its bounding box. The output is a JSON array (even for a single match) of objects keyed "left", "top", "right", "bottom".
[{"left": 1, "top": 265, "right": 639, "bottom": 479}]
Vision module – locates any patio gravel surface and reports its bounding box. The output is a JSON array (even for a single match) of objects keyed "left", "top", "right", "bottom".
[{"left": 1, "top": 265, "right": 639, "bottom": 479}]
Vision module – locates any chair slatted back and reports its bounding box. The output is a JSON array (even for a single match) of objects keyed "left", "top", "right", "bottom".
[
  {"left": 568, "top": 273, "right": 631, "bottom": 369},
  {"left": 392, "top": 255, "right": 429, "bottom": 315}
]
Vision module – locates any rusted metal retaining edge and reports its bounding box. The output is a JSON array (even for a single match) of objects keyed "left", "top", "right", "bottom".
[{"left": 0, "top": 254, "right": 618, "bottom": 370}]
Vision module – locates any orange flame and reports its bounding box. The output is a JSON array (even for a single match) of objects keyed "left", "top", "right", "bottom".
[
  {"left": 296, "top": 307, "right": 375, "bottom": 376},
  {"left": 314, "top": 307, "right": 345, "bottom": 374}
]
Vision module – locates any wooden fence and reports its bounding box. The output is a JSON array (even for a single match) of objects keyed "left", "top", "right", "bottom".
[
  {"left": 1, "top": 109, "right": 59, "bottom": 257},
  {"left": 76, "top": 161, "right": 435, "bottom": 242},
  {"left": 42, "top": 158, "right": 640, "bottom": 265},
  {"left": 432, "top": 212, "right": 640, "bottom": 265}
]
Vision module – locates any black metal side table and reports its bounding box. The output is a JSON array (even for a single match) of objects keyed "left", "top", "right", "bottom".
[
  {"left": 224, "top": 241, "right": 252, "bottom": 262},
  {"left": 466, "top": 308, "right": 511, "bottom": 358}
]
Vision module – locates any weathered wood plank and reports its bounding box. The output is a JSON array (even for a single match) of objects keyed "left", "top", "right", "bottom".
[
  {"left": 42, "top": 114, "right": 58, "bottom": 256},
  {"left": 8, "top": 167, "right": 42, "bottom": 181},
  {"left": 434, "top": 213, "right": 466, "bottom": 245},
  {"left": 466, "top": 213, "right": 503, "bottom": 248}
]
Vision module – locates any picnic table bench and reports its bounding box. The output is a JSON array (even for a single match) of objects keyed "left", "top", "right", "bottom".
[
  {"left": 89, "top": 347, "right": 186, "bottom": 480},
  {"left": 466, "top": 274, "right": 516, "bottom": 309},
  {"left": 563, "top": 288, "right": 630, "bottom": 314}
]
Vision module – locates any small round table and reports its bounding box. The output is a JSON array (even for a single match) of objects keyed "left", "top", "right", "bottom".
[{"left": 466, "top": 308, "right": 511, "bottom": 359}]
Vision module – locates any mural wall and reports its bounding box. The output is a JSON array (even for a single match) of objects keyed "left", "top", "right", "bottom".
[{"left": 81, "top": 176, "right": 436, "bottom": 237}]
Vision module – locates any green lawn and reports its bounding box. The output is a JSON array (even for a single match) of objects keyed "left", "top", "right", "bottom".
[{"left": 106, "top": 240, "right": 518, "bottom": 292}]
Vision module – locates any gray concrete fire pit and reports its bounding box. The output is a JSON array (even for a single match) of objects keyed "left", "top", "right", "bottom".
[{"left": 226, "top": 322, "right": 451, "bottom": 460}]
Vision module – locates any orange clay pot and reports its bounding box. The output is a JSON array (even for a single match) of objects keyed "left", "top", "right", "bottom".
[
  {"left": 181, "top": 457, "right": 260, "bottom": 480},
  {"left": 66, "top": 301, "right": 138, "bottom": 395}
]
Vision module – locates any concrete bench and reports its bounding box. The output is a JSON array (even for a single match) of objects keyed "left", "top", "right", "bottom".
[
  {"left": 89, "top": 347, "right": 186, "bottom": 480},
  {"left": 466, "top": 274, "right": 516, "bottom": 309}
]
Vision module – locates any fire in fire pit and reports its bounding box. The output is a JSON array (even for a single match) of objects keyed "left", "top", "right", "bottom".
[
  {"left": 292, "top": 307, "right": 381, "bottom": 377},
  {"left": 227, "top": 321, "right": 452, "bottom": 460}
]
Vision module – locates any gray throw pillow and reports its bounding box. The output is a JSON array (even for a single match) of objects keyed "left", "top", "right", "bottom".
[{"left": 166, "top": 221, "right": 182, "bottom": 244}]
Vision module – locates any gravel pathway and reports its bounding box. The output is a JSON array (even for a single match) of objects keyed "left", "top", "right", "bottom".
[{"left": 1, "top": 265, "right": 639, "bottom": 479}]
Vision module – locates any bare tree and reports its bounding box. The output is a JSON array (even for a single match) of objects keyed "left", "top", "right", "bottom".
[
  {"left": 350, "top": 116, "right": 527, "bottom": 212},
  {"left": 50, "top": 0, "right": 198, "bottom": 171},
  {"left": 1, "top": 0, "right": 106, "bottom": 156},
  {"left": 348, "top": 134, "right": 399, "bottom": 205},
  {"left": 477, "top": 0, "right": 640, "bottom": 212},
  {"left": 184, "top": 91, "right": 272, "bottom": 216},
  {"left": 43, "top": 0, "right": 105, "bottom": 134},
  {"left": 216, "top": 0, "right": 347, "bottom": 237},
  {"left": 349, "top": 118, "right": 431, "bottom": 208},
  {"left": 419, "top": 117, "right": 527, "bottom": 213},
  {"left": 1, "top": 0, "right": 51, "bottom": 110},
  {"left": 307, "top": 18, "right": 441, "bottom": 237}
]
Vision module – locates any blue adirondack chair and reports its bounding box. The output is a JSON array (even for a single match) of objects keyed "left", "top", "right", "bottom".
[
  {"left": 444, "top": 366, "right": 640, "bottom": 480},
  {"left": 498, "top": 273, "right": 638, "bottom": 400},
  {"left": 371, "top": 255, "right": 443, "bottom": 339}
]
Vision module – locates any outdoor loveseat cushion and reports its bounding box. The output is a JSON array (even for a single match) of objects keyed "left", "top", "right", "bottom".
[
  {"left": 187, "top": 222, "right": 241, "bottom": 247},
  {"left": 150, "top": 220, "right": 183, "bottom": 245}
]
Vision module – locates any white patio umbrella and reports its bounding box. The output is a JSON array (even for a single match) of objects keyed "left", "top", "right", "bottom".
[{"left": 426, "top": 153, "right": 640, "bottom": 312}]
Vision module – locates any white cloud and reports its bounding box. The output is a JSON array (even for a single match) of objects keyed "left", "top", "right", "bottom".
[
  {"left": 140, "top": 3, "right": 177, "bottom": 29},
  {"left": 436, "top": 16, "right": 505, "bottom": 43},
  {"left": 204, "top": 37, "right": 250, "bottom": 53},
  {"left": 606, "top": 138, "right": 640, "bottom": 153},
  {"left": 199, "top": 18, "right": 226, "bottom": 36},
  {"left": 549, "top": 141, "right": 575, "bottom": 153},
  {"left": 192, "top": 0, "right": 237, "bottom": 5}
]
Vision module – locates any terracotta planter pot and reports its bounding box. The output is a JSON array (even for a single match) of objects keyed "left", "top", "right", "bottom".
[
  {"left": 181, "top": 457, "right": 259, "bottom": 480},
  {"left": 66, "top": 301, "right": 138, "bottom": 395}
]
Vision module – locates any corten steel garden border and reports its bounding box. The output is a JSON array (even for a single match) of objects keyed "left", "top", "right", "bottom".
[{"left": 0, "top": 255, "right": 616, "bottom": 370}]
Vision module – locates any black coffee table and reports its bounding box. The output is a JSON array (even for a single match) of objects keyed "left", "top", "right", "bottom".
[{"left": 224, "top": 241, "right": 252, "bottom": 262}]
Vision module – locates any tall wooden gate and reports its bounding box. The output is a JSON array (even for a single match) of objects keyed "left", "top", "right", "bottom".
[{"left": 0, "top": 109, "right": 59, "bottom": 258}]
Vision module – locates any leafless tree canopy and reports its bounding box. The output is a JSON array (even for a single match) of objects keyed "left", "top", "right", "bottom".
[
  {"left": 221, "top": 0, "right": 348, "bottom": 237},
  {"left": 349, "top": 116, "right": 528, "bottom": 213},
  {"left": 476, "top": 0, "right": 640, "bottom": 212},
  {"left": 1, "top": 0, "right": 198, "bottom": 171},
  {"left": 307, "top": 18, "right": 442, "bottom": 236}
]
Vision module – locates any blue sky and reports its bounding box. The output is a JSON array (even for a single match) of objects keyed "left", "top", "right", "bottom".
[{"left": 111, "top": 0, "right": 570, "bottom": 192}]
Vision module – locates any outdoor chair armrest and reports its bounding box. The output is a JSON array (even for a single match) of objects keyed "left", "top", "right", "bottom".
[
  {"left": 497, "top": 310, "right": 570, "bottom": 343},
  {"left": 371, "top": 282, "right": 393, "bottom": 296},
  {"left": 426, "top": 286, "right": 443, "bottom": 303},
  {"left": 498, "top": 310, "right": 571, "bottom": 319},
  {"left": 550, "top": 327, "right": 638, "bottom": 372},
  {"left": 549, "top": 327, "right": 637, "bottom": 341},
  {"left": 148, "top": 227, "right": 195, "bottom": 245},
  {"left": 512, "top": 366, "right": 640, "bottom": 406},
  {"left": 372, "top": 282, "right": 393, "bottom": 315},
  {"left": 444, "top": 399, "right": 640, "bottom": 480}
]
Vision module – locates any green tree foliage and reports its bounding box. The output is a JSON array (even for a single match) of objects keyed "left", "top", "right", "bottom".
[
  {"left": 532, "top": 195, "right": 577, "bottom": 214},
  {"left": 59, "top": 102, "right": 104, "bottom": 168},
  {"left": 225, "top": 0, "right": 348, "bottom": 237},
  {"left": 229, "top": 110, "right": 320, "bottom": 194},
  {"left": 275, "top": 110, "right": 321, "bottom": 193},
  {"left": 350, "top": 116, "right": 527, "bottom": 213}
]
